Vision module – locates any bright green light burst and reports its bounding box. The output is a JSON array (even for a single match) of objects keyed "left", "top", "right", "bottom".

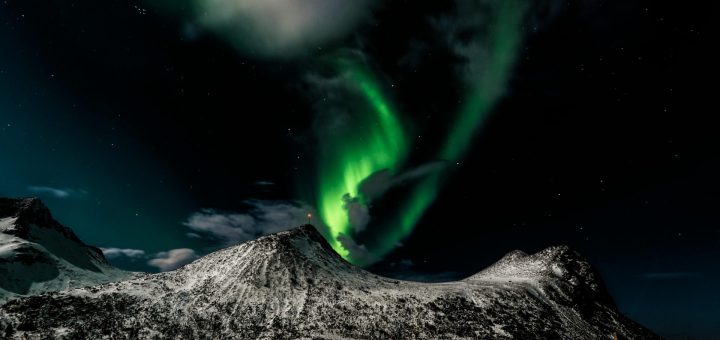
[{"left": 316, "top": 56, "right": 407, "bottom": 259}]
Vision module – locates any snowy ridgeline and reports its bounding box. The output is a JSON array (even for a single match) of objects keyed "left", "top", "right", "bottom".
[
  {"left": 0, "top": 198, "right": 130, "bottom": 304},
  {"left": 0, "top": 197, "right": 657, "bottom": 339}
]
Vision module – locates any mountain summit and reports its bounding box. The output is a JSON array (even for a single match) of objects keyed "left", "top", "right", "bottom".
[
  {"left": 0, "top": 198, "right": 129, "bottom": 302},
  {"left": 0, "top": 214, "right": 656, "bottom": 338}
]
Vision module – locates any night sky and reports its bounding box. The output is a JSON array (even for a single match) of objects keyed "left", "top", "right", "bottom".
[{"left": 1, "top": 0, "right": 717, "bottom": 337}]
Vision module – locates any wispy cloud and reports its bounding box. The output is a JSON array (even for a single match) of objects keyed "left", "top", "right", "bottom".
[
  {"left": 344, "top": 162, "right": 448, "bottom": 233},
  {"left": 26, "top": 186, "right": 87, "bottom": 199},
  {"left": 147, "top": 248, "right": 199, "bottom": 272},
  {"left": 100, "top": 247, "right": 146, "bottom": 259},
  {"left": 192, "top": 0, "right": 376, "bottom": 57},
  {"left": 182, "top": 200, "right": 313, "bottom": 246}
]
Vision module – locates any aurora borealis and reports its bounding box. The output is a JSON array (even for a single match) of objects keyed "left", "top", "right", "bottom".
[
  {"left": 314, "top": 54, "right": 408, "bottom": 258},
  {"left": 313, "top": 0, "right": 529, "bottom": 264}
]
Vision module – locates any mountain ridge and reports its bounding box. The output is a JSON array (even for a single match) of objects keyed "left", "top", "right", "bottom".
[{"left": 0, "top": 207, "right": 658, "bottom": 339}]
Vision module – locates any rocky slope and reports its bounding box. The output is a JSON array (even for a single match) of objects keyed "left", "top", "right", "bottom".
[
  {"left": 0, "top": 220, "right": 657, "bottom": 339},
  {"left": 0, "top": 198, "right": 130, "bottom": 303}
]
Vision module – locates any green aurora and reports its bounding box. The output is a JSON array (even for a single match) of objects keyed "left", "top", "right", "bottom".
[
  {"left": 315, "top": 56, "right": 408, "bottom": 258},
  {"left": 315, "top": 0, "right": 529, "bottom": 265}
]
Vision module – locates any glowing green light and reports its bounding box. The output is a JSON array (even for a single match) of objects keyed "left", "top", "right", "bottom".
[
  {"left": 441, "top": 0, "right": 526, "bottom": 160},
  {"left": 316, "top": 55, "right": 407, "bottom": 260},
  {"left": 316, "top": 1, "right": 527, "bottom": 265},
  {"left": 365, "top": 0, "right": 528, "bottom": 262}
]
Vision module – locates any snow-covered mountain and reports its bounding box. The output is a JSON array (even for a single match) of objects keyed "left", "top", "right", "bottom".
[
  {"left": 0, "top": 198, "right": 130, "bottom": 303},
  {"left": 0, "top": 218, "right": 657, "bottom": 339}
]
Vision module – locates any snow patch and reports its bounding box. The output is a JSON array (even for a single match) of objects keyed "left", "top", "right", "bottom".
[
  {"left": 493, "top": 324, "right": 512, "bottom": 338},
  {"left": 0, "top": 217, "right": 18, "bottom": 232}
]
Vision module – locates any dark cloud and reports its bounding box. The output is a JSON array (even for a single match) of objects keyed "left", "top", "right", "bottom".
[
  {"left": 324, "top": 161, "right": 449, "bottom": 248},
  {"left": 359, "top": 162, "right": 447, "bottom": 200},
  {"left": 338, "top": 234, "right": 379, "bottom": 266},
  {"left": 339, "top": 162, "right": 447, "bottom": 235},
  {"left": 304, "top": 51, "right": 373, "bottom": 141},
  {"left": 430, "top": 0, "right": 567, "bottom": 91},
  {"left": 431, "top": 1, "right": 520, "bottom": 93},
  {"left": 342, "top": 194, "right": 370, "bottom": 233}
]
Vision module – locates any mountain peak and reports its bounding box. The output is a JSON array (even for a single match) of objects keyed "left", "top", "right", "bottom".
[
  {"left": 0, "top": 197, "right": 52, "bottom": 226},
  {"left": 467, "top": 244, "right": 614, "bottom": 310},
  {"left": 0, "top": 197, "right": 129, "bottom": 302},
  {"left": 275, "top": 224, "right": 327, "bottom": 243},
  {"left": 0, "top": 197, "right": 45, "bottom": 212},
  {"left": 469, "top": 245, "right": 588, "bottom": 279},
  {"left": 169, "top": 223, "right": 363, "bottom": 291},
  {"left": 265, "top": 224, "right": 343, "bottom": 259},
  {"left": 496, "top": 249, "right": 529, "bottom": 263},
  {"left": 0, "top": 197, "right": 79, "bottom": 244}
]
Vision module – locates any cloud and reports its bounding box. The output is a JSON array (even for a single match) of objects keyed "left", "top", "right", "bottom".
[
  {"left": 338, "top": 162, "right": 447, "bottom": 234},
  {"left": 431, "top": 1, "right": 522, "bottom": 94},
  {"left": 193, "top": 0, "right": 376, "bottom": 57},
  {"left": 183, "top": 200, "right": 313, "bottom": 245},
  {"left": 147, "top": 248, "right": 199, "bottom": 272},
  {"left": 432, "top": 0, "right": 566, "bottom": 87},
  {"left": 185, "top": 232, "right": 201, "bottom": 239},
  {"left": 26, "top": 186, "right": 87, "bottom": 199},
  {"left": 342, "top": 194, "right": 370, "bottom": 233},
  {"left": 305, "top": 55, "right": 372, "bottom": 143},
  {"left": 100, "top": 247, "right": 146, "bottom": 259},
  {"left": 338, "top": 234, "right": 379, "bottom": 266},
  {"left": 358, "top": 162, "right": 447, "bottom": 200}
]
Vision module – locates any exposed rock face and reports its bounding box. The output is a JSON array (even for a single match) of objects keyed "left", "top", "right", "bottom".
[
  {"left": 0, "top": 221, "right": 657, "bottom": 339},
  {"left": 0, "top": 198, "right": 130, "bottom": 303}
]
